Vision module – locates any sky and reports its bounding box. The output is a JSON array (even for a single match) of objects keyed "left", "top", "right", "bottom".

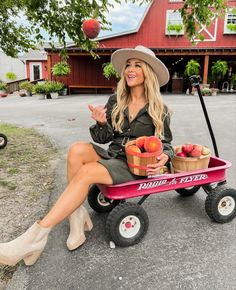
[{"left": 99, "top": 1, "right": 148, "bottom": 37}]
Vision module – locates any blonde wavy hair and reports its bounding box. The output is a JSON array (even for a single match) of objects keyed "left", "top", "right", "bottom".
[{"left": 111, "top": 60, "right": 169, "bottom": 139}]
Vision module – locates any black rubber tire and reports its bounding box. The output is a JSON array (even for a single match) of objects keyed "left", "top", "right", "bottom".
[
  {"left": 175, "top": 186, "right": 201, "bottom": 197},
  {"left": 205, "top": 186, "right": 236, "bottom": 223},
  {"left": 87, "top": 184, "right": 120, "bottom": 213},
  {"left": 106, "top": 202, "right": 149, "bottom": 247},
  {"left": 0, "top": 133, "right": 7, "bottom": 149}
]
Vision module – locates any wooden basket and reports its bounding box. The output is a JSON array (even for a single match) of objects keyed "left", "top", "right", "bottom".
[
  {"left": 172, "top": 154, "right": 210, "bottom": 173},
  {"left": 125, "top": 140, "right": 163, "bottom": 176}
]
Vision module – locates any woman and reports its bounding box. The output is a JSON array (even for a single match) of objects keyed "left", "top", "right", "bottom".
[{"left": 0, "top": 45, "right": 174, "bottom": 266}]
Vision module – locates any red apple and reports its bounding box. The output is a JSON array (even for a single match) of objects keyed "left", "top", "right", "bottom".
[
  {"left": 189, "top": 144, "right": 203, "bottom": 157},
  {"left": 182, "top": 143, "right": 194, "bottom": 154},
  {"left": 136, "top": 136, "right": 148, "bottom": 151},
  {"left": 175, "top": 146, "right": 182, "bottom": 154},
  {"left": 127, "top": 145, "right": 141, "bottom": 154},
  {"left": 144, "top": 136, "right": 162, "bottom": 153},
  {"left": 176, "top": 152, "right": 187, "bottom": 157},
  {"left": 82, "top": 19, "right": 101, "bottom": 39}
]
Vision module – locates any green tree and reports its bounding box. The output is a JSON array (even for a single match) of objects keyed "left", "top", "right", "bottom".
[{"left": 0, "top": 0, "right": 226, "bottom": 57}]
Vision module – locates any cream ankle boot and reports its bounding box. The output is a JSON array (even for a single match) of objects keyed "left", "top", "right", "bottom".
[
  {"left": 67, "top": 206, "right": 93, "bottom": 251},
  {"left": 0, "top": 222, "right": 51, "bottom": 266}
]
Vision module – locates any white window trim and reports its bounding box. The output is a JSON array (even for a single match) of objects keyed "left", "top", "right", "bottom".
[
  {"left": 224, "top": 8, "right": 236, "bottom": 34},
  {"left": 166, "top": 10, "right": 184, "bottom": 35},
  {"left": 169, "top": 0, "right": 183, "bottom": 2},
  {"left": 29, "top": 62, "right": 43, "bottom": 81},
  {"left": 191, "top": 13, "right": 218, "bottom": 42}
]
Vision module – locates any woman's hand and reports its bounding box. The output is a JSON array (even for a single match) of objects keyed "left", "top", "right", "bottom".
[
  {"left": 146, "top": 152, "right": 169, "bottom": 176},
  {"left": 88, "top": 104, "right": 107, "bottom": 125}
]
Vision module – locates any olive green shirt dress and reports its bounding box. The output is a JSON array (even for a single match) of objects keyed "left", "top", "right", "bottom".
[{"left": 90, "top": 94, "right": 175, "bottom": 184}]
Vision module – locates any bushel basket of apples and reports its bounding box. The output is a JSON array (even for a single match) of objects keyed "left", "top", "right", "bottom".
[
  {"left": 172, "top": 143, "right": 211, "bottom": 173},
  {"left": 125, "top": 136, "right": 164, "bottom": 176}
]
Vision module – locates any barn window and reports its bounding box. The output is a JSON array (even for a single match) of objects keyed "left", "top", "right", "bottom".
[
  {"left": 224, "top": 8, "right": 236, "bottom": 34},
  {"left": 166, "top": 10, "right": 184, "bottom": 35}
]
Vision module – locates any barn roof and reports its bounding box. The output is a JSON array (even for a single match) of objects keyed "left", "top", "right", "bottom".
[{"left": 63, "top": 1, "right": 153, "bottom": 49}]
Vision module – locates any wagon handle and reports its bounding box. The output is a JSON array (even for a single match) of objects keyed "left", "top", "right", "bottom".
[{"left": 189, "top": 75, "right": 219, "bottom": 157}]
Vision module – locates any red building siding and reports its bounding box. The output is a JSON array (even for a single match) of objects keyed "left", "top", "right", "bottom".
[
  {"left": 26, "top": 60, "right": 48, "bottom": 81},
  {"left": 49, "top": 53, "right": 117, "bottom": 90},
  {"left": 99, "top": 0, "right": 236, "bottom": 49},
  {"left": 46, "top": 0, "right": 236, "bottom": 94}
]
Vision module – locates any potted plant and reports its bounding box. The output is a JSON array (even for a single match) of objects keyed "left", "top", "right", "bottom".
[
  {"left": 102, "top": 62, "right": 120, "bottom": 80},
  {"left": 32, "top": 82, "right": 48, "bottom": 100},
  {"left": 167, "top": 23, "right": 184, "bottom": 34},
  {"left": 184, "top": 59, "right": 200, "bottom": 94},
  {"left": 51, "top": 61, "right": 71, "bottom": 77},
  {"left": 0, "top": 82, "right": 7, "bottom": 97},
  {"left": 211, "top": 88, "right": 219, "bottom": 96},
  {"left": 227, "top": 23, "right": 236, "bottom": 32},
  {"left": 47, "top": 81, "right": 64, "bottom": 99},
  {"left": 102, "top": 62, "right": 120, "bottom": 92},
  {"left": 19, "top": 80, "right": 33, "bottom": 97},
  {"left": 185, "top": 59, "right": 200, "bottom": 77},
  {"left": 211, "top": 60, "right": 228, "bottom": 88},
  {"left": 51, "top": 61, "right": 70, "bottom": 95},
  {"left": 230, "top": 73, "right": 236, "bottom": 91},
  {"left": 201, "top": 87, "right": 212, "bottom": 96}
]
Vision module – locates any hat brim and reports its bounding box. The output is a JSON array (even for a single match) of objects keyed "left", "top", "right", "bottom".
[{"left": 111, "top": 48, "right": 169, "bottom": 87}]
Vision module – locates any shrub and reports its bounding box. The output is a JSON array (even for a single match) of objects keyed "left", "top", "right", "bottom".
[
  {"left": 19, "top": 81, "right": 33, "bottom": 92},
  {"left": 0, "top": 82, "right": 7, "bottom": 91},
  {"left": 33, "top": 83, "right": 48, "bottom": 94},
  {"left": 46, "top": 81, "right": 64, "bottom": 93},
  {"left": 5, "top": 72, "right": 17, "bottom": 81}
]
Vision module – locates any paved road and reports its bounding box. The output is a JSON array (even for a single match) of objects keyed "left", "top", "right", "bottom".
[{"left": 0, "top": 93, "right": 236, "bottom": 290}]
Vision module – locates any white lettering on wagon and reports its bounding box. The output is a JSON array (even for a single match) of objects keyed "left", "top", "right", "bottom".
[
  {"left": 137, "top": 174, "right": 208, "bottom": 190},
  {"left": 137, "top": 179, "right": 167, "bottom": 190}
]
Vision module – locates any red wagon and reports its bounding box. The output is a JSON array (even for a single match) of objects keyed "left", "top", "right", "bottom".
[
  {"left": 0, "top": 133, "right": 7, "bottom": 149},
  {"left": 87, "top": 76, "right": 236, "bottom": 247}
]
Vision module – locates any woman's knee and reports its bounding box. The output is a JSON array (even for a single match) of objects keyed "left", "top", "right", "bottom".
[
  {"left": 67, "top": 142, "right": 90, "bottom": 162},
  {"left": 74, "top": 163, "right": 113, "bottom": 185}
]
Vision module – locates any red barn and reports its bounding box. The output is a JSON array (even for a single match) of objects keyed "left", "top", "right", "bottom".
[{"left": 46, "top": 0, "right": 236, "bottom": 94}]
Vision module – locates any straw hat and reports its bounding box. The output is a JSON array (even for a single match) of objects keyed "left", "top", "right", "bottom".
[{"left": 111, "top": 45, "right": 170, "bottom": 87}]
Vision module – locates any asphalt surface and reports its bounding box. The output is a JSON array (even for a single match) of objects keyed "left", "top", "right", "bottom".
[{"left": 0, "top": 93, "right": 235, "bottom": 290}]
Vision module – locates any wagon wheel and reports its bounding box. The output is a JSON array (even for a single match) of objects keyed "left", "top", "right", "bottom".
[
  {"left": 0, "top": 133, "right": 7, "bottom": 149},
  {"left": 175, "top": 186, "right": 201, "bottom": 197},
  {"left": 106, "top": 202, "right": 149, "bottom": 247},
  {"left": 205, "top": 186, "right": 236, "bottom": 223},
  {"left": 87, "top": 184, "right": 120, "bottom": 213}
]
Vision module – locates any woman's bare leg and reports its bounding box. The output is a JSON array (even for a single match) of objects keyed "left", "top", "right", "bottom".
[
  {"left": 67, "top": 142, "right": 101, "bottom": 183},
  {"left": 39, "top": 162, "right": 113, "bottom": 228}
]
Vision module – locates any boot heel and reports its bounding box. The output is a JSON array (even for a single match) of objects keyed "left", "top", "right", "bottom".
[
  {"left": 23, "top": 251, "right": 42, "bottom": 266},
  {"left": 84, "top": 216, "right": 93, "bottom": 231}
]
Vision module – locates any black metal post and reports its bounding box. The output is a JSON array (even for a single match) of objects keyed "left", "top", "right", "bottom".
[{"left": 189, "top": 75, "right": 219, "bottom": 157}]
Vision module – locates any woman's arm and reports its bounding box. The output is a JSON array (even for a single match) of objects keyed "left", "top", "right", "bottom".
[{"left": 89, "top": 95, "right": 116, "bottom": 144}]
